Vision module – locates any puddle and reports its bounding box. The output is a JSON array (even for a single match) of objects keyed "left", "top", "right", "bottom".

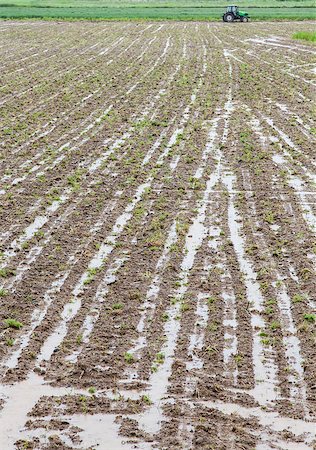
[
  {"left": 125, "top": 221, "right": 178, "bottom": 367},
  {"left": 59, "top": 414, "right": 150, "bottom": 450},
  {"left": 274, "top": 282, "right": 309, "bottom": 417},
  {"left": 0, "top": 196, "right": 66, "bottom": 270},
  {"left": 194, "top": 116, "right": 220, "bottom": 179},
  {"left": 186, "top": 293, "right": 209, "bottom": 372},
  {"left": 199, "top": 400, "right": 316, "bottom": 443},
  {"left": 0, "top": 372, "right": 83, "bottom": 450},
  {"left": 222, "top": 291, "right": 238, "bottom": 383},
  {"left": 38, "top": 181, "right": 150, "bottom": 363},
  {"left": 169, "top": 154, "right": 180, "bottom": 171},
  {"left": 272, "top": 154, "right": 286, "bottom": 165},
  {"left": 270, "top": 223, "right": 280, "bottom": 232},
  {"left": 66, "top": 255, "right": 128, "bottom": 364},
  {"left": 138, "top": 119, "right": 224, "bottom": 433},
  {"left": 223, "top": 172, "right": 279, "bottom": 406}
]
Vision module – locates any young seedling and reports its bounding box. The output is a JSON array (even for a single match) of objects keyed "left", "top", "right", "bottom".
[
  {"left": 4, "top": 318, "right": 23, "bottom": 329},
  {"left": 270, "top": 321, "right": 281, "bottom": 331},
  {"left": 124, "top": 352, "right": 134, "bottom": 363},
  {"left": 292, "top": 293, "right": 307, "bottom": 303},
  {"left": 6, "top": 338, "right": 14, "bottom": 346},
  {"left": 142, "top": 395, "right": 152, "bottom": 405},
  {"left": 155, "top": 352, "right": 165, "bottom": 364},
  {"left": 303, "top": 314, "right": 315, "bottom": 323},
  {"left": 0, "top": 288, "right": 8, "bottom": 297},
  {"left": 112, "top": 303, "right": 123, "bottom": 310},
  {"left": 88, "top": 387, "right": 96, "bottom": 394},
  {"left": 0, "top": 268, "right": 15, "bottom": 278}
]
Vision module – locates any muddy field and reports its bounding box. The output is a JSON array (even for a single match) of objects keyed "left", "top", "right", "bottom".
[{"left": 0, "top": 20, "right": 315, "bottom": 449}]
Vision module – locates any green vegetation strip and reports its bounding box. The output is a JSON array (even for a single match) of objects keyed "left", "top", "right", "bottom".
[
  {"left": 293, "top": 31, "right": 316, "bottom": 41},
  {"left": 0, "top": 6, "right": 315, "bottom": 19}
]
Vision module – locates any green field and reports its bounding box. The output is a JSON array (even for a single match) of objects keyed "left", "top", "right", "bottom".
[
  {"left": 0, "top": 0, "right": 315, "bottom": 19},
  {"left": 1, "top": 0, "right": 315, "bottom": 6},
  {"left": 293, "top": 30, "right": 316, "bottom": 40}
]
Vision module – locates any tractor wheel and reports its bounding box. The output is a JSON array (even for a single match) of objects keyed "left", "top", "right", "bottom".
[
  {"left": 241, "top": 16, "right": 249, "bottom": 22},
  {"left": 224, "top": 13, "right": 234, "bottom": 22}
]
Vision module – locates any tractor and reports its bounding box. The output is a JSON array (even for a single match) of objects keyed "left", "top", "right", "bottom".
[{"left": 222, "top": 6, "right": 250, "bottom": 22}]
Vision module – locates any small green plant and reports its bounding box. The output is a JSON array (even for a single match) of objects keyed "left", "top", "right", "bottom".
[
  {"left": 88, "top": 387, "right": 96, "bottom": 394},
  {"left": 303, "top": 314, "right": 315, "bottom": 323},
  {"left": 293, "top": 31, "right": 316, "bottom": 43},
  {"left": 265, "top": 306, "right": 274, "bottom": 316},
  {"left": 83, "top": 267, "right": 98, "bottom": 285},
  {"left": 264, "top": 211, "right": 275, "bottom": 224},
  {"left": 67, "top": 169, "right": 83, "bottom": 190},
  {"left": 112, "top": 303, "right": 123, "bottom": 310},
  {"left": 155, "top": 352, "right": 165, "bottom": 364},
  {"left": 79, "top": 395, "right": 88, "bottom": 413},
  {"left": 6, "top": 338, "right": 14, "bottom": 346},
  {"left": 142, "top": 395, "right": 152, "bottom": 405},
  {"left": 259, "top": 331, "right": 268, "bottom": 337},
  {"left": 261, "top": 337, "right": 271, "bottom": 346},
  {"left": 34, "top": 230, "right": 44, "bottom": 238},
  {"left": 0, "top": 268, "right": 15, "bottom": 278},
  {"left": 293, "top": 293, "right": 307, "bottom": 303},
  {"left": 234, "top": 354, "right": 243, "bottom": 366},
  {"left": 124, "top": 352, "right": 134, "bottom": 363},
  {"left": 0, "top": 288, "right": 8, "bottom": 297},
  {"left": 4, "top": 318, "right": 23, "bottom": 329},
  {"left": 209, "top": 322, "right": 218, "bottom": 332},
  {"left": 270, "top": 321, "right": 281, "bottom": 331},
  {"left": 180, "top": 302, "right": 190, "bottom": 312}
]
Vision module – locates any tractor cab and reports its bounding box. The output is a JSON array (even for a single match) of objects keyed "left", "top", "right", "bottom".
[
  {"left": 222, "top": 5, "right": 249, "bottom": 22},
  {"left": 227, "top": 5, "right": 238, "bottom": 14}
]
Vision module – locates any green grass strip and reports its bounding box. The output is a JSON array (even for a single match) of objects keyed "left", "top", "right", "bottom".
[{"left": 293, "top": 31, "right": 316, "bottom": 42}]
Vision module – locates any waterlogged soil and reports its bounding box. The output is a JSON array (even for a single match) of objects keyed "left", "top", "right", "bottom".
[{"left": 0, "top": 20, "right": 315, "bottom": 450}]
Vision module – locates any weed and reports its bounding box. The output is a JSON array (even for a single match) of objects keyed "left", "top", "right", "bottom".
[
  {"left": 0, "top": 288, "right": 8, "bottom": 297},
  {"left": 293, "top": 31, "right": 316, "bottom": 43},
  {"left": 303, "top": 314, "right": 315, "bottom": 323},
  {"left": 155, "top": 352, "right": 165, "bottom": 364},
  {"left": 293, "top": 293, "right": 307, "bottom": 303},
  {"left": 209, "top": 322, "right": 218, "bottom": 332},
  {"left": 264, "top": 211, "right": 275, "bottom": 224},
  {"left": 4, "top": 318, "right": 23, "bottom": 329},
  {"left": 124, "top": 352, "right": 134, "bottom": 363},
  {"left": 270, "top": 321, "right": 281, "bottom": 331},
  {"left": 261, "top": 337, "right": 271, "bottom": 346},
  {"left": 88, "top": 387, "right": 96, "bottom": 394},
  {"left": 6, "top": 338, "right": 14, "bottom": 346},
  {"left": 83, "top": 267, "right": 99, "bottom": 285},
  {"left": 0, "top": 268, "right": 15, "bottom": 278},
  {"left": 79, "top": 395, "right": 88, "bottom": 413},
  {"left": 180, "top": 302, "right": 190, "bottom": 312},
  {"left": 300, "top": 268, "right": 313, "bottom": 280},
  {"left": 67, "top": 169, "right": 84, "bottom": 190},
  {"left": 234, "top": 354, "right": 243, "bottom": 366},
  {"left": 265, "top": 306, "right": 274, "bottom": 316},
  {"left": 112, "top": 303, "right": 123, "bottom": 310},
  {"left": 142, "top": 395, "right": 152, "bottom": 405}
]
